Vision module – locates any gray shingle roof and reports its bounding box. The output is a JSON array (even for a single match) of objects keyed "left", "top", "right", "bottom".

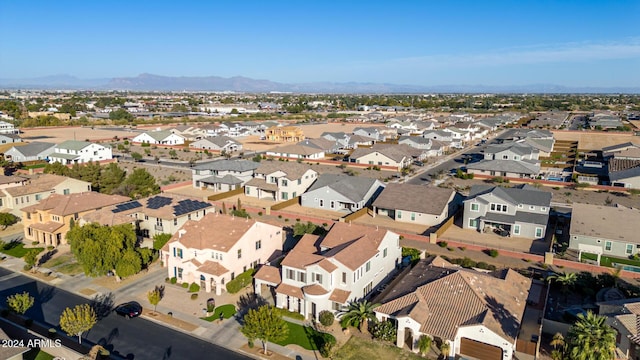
[
  {"left": 201, "top": 136, "right": 240, "bottom": 147},
  {"left": 198, "top": 174, "right": 243, "bottom": 185},
  {"left": 55, "top": 140, "right": 93, "bottom": 151},
  {"left": 373, "top": 183, "right": 454, "bottom": 215},
  {"left": 10, "top": 141, "right": 56, "bottom": 157},
  {"left": 468, "top": 185, "right": 552, "bottom": 207},
  {"left": 305, "top": 174, "right": 383, "bottom": 202},
  {"left": 193, "top": 159, "right": 259, "bottom": 172},
  {"left": 145, "top": 130, "right": 179, "bottom": 142},
  {"left": 466, "top": 159, "right": 540, "bottom": 175},
  {"left": 485, "top": 142, "right": 537, "bottom": 156}
]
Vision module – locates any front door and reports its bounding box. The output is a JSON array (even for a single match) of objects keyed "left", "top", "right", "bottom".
[{"left": 311, "top": 302, "right": 317, "bottom": 320}]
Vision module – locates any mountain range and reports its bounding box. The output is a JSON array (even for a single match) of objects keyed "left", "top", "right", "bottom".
[{"left": 0, "top": 73, "right": 638, "bottom": 94}]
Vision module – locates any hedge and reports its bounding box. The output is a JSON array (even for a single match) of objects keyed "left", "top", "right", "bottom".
[{"left": 226, "top": 269, "right": 256, "bottom": 294}]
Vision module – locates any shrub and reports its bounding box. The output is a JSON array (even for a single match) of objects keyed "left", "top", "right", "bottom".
[
  {"left": 23, "top": 264, "right": 32, "bottom": 271},
  {"left": 182, "top": 282, "right": 189, "bottom": 289},
  {"left": 319, "top": 310, "right": 335, "bottom": 327},
  {"left": 190, "top": 293, "right": 198, "bottom": 300},
  {"left": 141, "top": 142, "right": 151, "bottom": 147},
  {"left": 371, "top": 320, "right": 397, "bottom": 342},
  {"left": 32, "top": 241, "right": 39, "bottom": 245},
  {"left": 278, "top": 215, "right": 282, "bottom": 219},
  {"left": 188, "top": 282, "right": 200, "bottom": 293},
  {"left": 437, "top": 241, "right": 448, "bottom": 248},
  {"left": 284, "top": 218, "right": 289, "bottom": 222},
  {"left": 46, "top": 245, "right": 54, "bottom": 251},
  {"left": 226, "top": 269, "right": 256, "bottom": 294},
  {"left": 296, "top": 218, "right": 301, "bottom": 222},
  {"left": 258, "top": 211, "right": 263, "bottom": 216},
  {"left": 460, "top": 257, "right": 476, "bottom": 268},
  {"left": 170, "top": 277, "right": 177, "bottom": 284},
  {"left": 487, "top": 249, "right": 499, "bottom": 258},
  {"left": 476, "top": 261, "right": 490, "bottom": 269},
  {"left": 165, "top": 277, "right": 170, "bottom": 283}
]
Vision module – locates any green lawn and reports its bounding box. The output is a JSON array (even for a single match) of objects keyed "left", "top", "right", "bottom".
[
  {"left": 56, "top": 262, "right": 84, "bottom": 275},
  {"left": 24, "top": 163, "right": 47, "bottom": 170},
  {"left": 333, "top": 336, "right": 425, "bottom": 360},
  {"left": 581, "top": 253, "right": 640, "bottom": 268},
  {"left": 24, "top": 348, "right": 55, "bottom": 360},
  {"left": 200, "top": 304, "right": 237, "bottom": 321},
  {"left": 274, "top": 321, "right": 335, "bottom": 351},
  {"left": 0, "top": 241, "right": 43, "bottom": 258},
  {"left": 42, "top": 253, "right": 76, "bottom": 268}
]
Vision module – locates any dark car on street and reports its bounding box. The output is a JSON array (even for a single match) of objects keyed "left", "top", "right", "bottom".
[{"left": 114, "top": 301, "right": 143, "bottom": 319}]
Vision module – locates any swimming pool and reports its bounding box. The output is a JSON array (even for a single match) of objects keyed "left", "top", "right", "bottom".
[{"left": 612, "top": 263, "right": 640, "bottom": 273}]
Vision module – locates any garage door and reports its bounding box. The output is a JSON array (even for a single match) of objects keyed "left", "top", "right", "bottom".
[{"left": 459, "top": 338, "right": 502, "bottom": 360}]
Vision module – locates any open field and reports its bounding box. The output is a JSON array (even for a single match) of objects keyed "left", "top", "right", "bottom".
[
  {"left": 551, "top": 130, "right": 638, "bottom": 150},
  {"left": 20, "top": 126, "right": 146, "bottom": 143}
]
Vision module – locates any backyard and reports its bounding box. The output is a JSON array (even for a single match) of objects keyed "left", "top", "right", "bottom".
[{"left": 581, "top": 252, "right": 640, "bottom": 270}]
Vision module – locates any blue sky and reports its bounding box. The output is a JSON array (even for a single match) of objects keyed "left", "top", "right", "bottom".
[{"left": 1, "top": 0, "right": 638, "bottom": 87}]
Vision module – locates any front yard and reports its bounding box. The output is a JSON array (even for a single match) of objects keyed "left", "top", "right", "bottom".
[
  {"left": 333, "top": 336, "right": 425, "bottom": 360},
  {"left": 0, "top": 240, "right": 43, "bottom": 258},
  {"left": 274, "top": 321, "right": 335, "bottom": 351}
]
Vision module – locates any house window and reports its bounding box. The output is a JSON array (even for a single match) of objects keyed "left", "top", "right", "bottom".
[
  {"left": 177, "top": 268, "right": 183, "bottom": 279},
  {"left": 176, "top": 248, "right": 183, "bottom": 259},
  {"left": 541, "top": 207, "right": 547, "bottom": 211},
  {"left": 411, "top": 213, "right": 415, "bottom": 221},
  {"left": 287, "top": 269, "right": 295, "bottom": 280},
  {"left": 298, "top": 272, "right": 306, "bottom": 283},
  {"left": 330, "top": 201, "right": 335, "bottom": 209},
  {"left": 27, "top": 213, "right": 31, "bottom": 220},
  {"left": 282, "top": 192, "right": 288, "bottom": 200},
  {"left": 471, "top": 203, "right": 479, "bottom": 212},
  {"left": 255, "top": 240, "right": 262, "bottom": 250},
  {"left": 282, "top": 179, "right": 288, "bottom": 186},
  {"left": 502, "top": 155, "right": 509, "bottom": 160},
  {"left": 366, "top": 261, "right": 371, "bottom": 272},
  {"left": 605, "top": 241, "right": 612, "bottom": 252},
  {"left": 315, "top": 273, "right": 323, "bottom": 283},
  {"left": 397, "top": 210, "right": 401, "bottom": 219},
  {"left": 269, "top": 176, "right": 277, "bottom": 183},
  {"left": 245, "top": 187, "right": 250, "bottom": 195},
  {"left": 187, "top": 214, "right": 191, "bottom": 220},
  {"left": 469, "top": 219, "right": 478, "bottom": 228},
  {"left": 514, "top": 224, "right": 520, "bottom": 235},
  {"left": 145, "top": 215, "right": 149, "bottom": 220},
  {"left": 319, "top": 199, "right": 324, "bottom": 207},
  {"left": 63, "top": 189, "right": 70, "bottom": 195},
  {"left": 35, "top": 194, "right": 42, "bottom": 201},
  {"left": 341, "top": 272, "right": 347, "bottom": 284},
  {"left": 363, "top": 281, "right": 373, "bottom": 297},
  {"left": 174, "top": 218, "right": 178, "bottom": 226},
  {"left": 237, "top": 249, "right": 242, "bottom": 259},
  {"left": 518, "top": 204, "right": 523, "bottom": 208},
  {"left": 383, "top": 248, "right": 388, "bottom": 258},
  {"left": 490, "top": 204, "right": 508, "bottom": 213},
  {"left": 626, "top": 244, "right": 633, "bottom": 255},
  {"left": 535, "top": 227, "right": 543, "bottom": 238},
  {"left": 529, "top": 205, "right": 535, "bottom": 210}
]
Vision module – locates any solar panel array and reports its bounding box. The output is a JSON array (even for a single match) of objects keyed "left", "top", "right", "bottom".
[
  {"left": 173, "top": 199, "right": 212, "bottom": 216},
  {"left": 146, "top": 196, "right": 173, "bottom": 209},
  {"left": 112, "top": 201, "right": 143, "bottom": 213}
]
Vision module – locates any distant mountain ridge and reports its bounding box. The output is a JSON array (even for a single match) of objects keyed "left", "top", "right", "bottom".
[{"left": 0, "top": 73, "right": 638, "bottom": 94}]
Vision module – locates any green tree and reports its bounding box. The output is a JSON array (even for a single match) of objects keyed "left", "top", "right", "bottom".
[
  {"left": 566, "top": 311, "right": 616, "bottom": 360},
  {"left": 67, "top": 223, "right": 145, "bottom": 279},
  {"left": 109, "top": 108, "right": 134, "bottom": 122},
  {"left": 241, "top": 305, "right": 289, "bottom": 355},
  {"left": 0, "top": 213, "right": 18, "bottom": 229},
  {"left": 418, "top": 335, "right": 432, "bottom": 356},
  {"left": 131, "top": 152, "right": 143, "bottom": 162},
  {"left": 7, "top": 292, "right": 34, "bottom": 315},
  {"left": 100, "top": 163, "right": 126, "bottom": 194},
  {"left": 23, "top": 249, "right": 39, "bottom": 271},
  {"left": 168, "top": 149, "right": 178, "bottom": 159},
  {"left": 122, "top": 168, "right": 160, "bottom": 199},
  {"left": 43, "top": 161, "right": 69, "bottom": 176},
  {"left": 147, "top": 286, "right": 164, "bottom": 313},
  {"left": 548, "top": 271, "right": 577, "bottom": 301},
  {"left": 292, "top": 221, "right": 323, "bottom": 237},
  {"left": 440, "top": 342, "right": 451, "bottom": 358},
  {"left": 340, "top": 299, "right": 379, "bottom": 332},
  {"left": 153, "top": 233, "right": 172, "bottom": 251},
  {"left": 371, "top": 320, "right": 396, "bottom": 342},
  {"left": 59, "top": 304, "right": 97, "bottom": 344}
]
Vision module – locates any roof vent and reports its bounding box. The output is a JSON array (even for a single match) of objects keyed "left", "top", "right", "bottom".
[{"left": 178, "top": 229, "right": 186, "bottom": 238}]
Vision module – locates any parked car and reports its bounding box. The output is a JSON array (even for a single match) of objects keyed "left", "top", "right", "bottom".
[
  {"left": 413, "top": 160, "right": 424, "bottom": 167},
  {"left": 114, "top": 301, "right": 142, "bottom": 319}
]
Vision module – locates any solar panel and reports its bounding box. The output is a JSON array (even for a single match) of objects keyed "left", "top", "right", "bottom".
[
  {"left": 173, "top": 199, "right": 212, "bottom": 216},
  {"left": 112, "top": 201, "right": 143, "bottom": 213},
  {"left": 146, "top": 196, "right": 173, "bottom": 209}
]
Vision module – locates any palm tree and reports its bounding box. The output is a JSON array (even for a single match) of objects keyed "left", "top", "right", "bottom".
[
  {"left": 547, "top": 271, "right": 577, "bottom": 302},
  {"left": 610, "top": 266, "right": 622, "bottom": 288},
  {"left": 439, "top": 341, "right": 450, "bottom": 359},
  {"left": 417, "top": 335, "right": 432, "bottom": 357},
  {"left": 550, "top": 332, "right": 564, "bottom": 350},
  {"left": 566, "top": 311, "right": 616, "bottom": 360},
  {"left": 339, "top": 299, "right": 379, "bottom": 333}
]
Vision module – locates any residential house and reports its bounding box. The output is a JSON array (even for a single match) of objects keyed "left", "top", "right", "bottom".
[
  {"left": 603, "top": 142, "right": 640, "bottom": 159},
  {"left": 463, "top": 185, "right": 551, "bottom": 239},
  {"left": 245, "top": 162, "right": 317, "bottom": 201},
  {"left": 321, "top": 132, "right": 351, "bottom": 149},
  {"left": 353, "top": 127, "right": 395, "bottom": 142},
  {"left": 397, "top": 136, "right": 444, "bottom": 157},
  {"left": 422, "top": 130, "right": 461, "bottom": 149},
  {"left": 254, "top": 222, "right": 402, "bottom": 320},
  {"left": 597, "top": 298, "right": 640, "bottom": 359},
  {"left": 607, "top": 150, "right": 640, "bottom": 189},
  {"left": 589, "top": 113, "right": 624, "bottom": 130},
  {"left": 0, "top": 120, "right": 17, "bottom": 134},
  {"left": 568, "top": 203, "right": 640, "bottom": 261},
  {"left": 372, "top": 184, "right": 457, "bottom": 226},
  {"left": 265, "top": 144, "right": 325, "bottom": 160},
  {"left": 48, "top": 140, "right": 112, "bottom": 164},
  {"left": 169, "top": 125, "right": 207, "bottom": 141},
  {"left": 301, "top": 174, "right": 385, "bottom": 213},
  {"left": 162, "top": 213, "right": 283, "bottom": 295},
  {"left": 347, "top": 135, "right": 375, "bottom": 149},
  {"left": 442, "top": 127, "right": 471, "bottom": 144},
  {"left": 349, "top": 145, "right": 411, "bottom": 171},
  {"left": 0, "top": 174, "right": 26, "bottom": 190},
  {"left": 82, "top": 193, "right": 214, "bottom": 239},
  {"left": 466, "top": 142, "right": 541, "bottom": 179},
  {"left": 297, "top": 138, "right": 341, "bottom": 154},
  {"left": 0, "top": 328, "right": 29, "bottom": 360},
  {"left": 132, "top": 130, "right": 185, "bottom": 145},
  {"left": 0, "top": 133, "right": 21, "bottom": 144},
  {"left": 4, "top": 142, "right": 56, "bottom": 162},
  {"left": 189, "top": 136, "right": 242, "bottom": 153},
  {"left": 22, "top": 192, "right": 130, "bottom": 247},
  {"left": 497, "top": 129, "right": 553, "bottom": 142},
  {"left": 375, "top": 256, "right": 532, "bottom": 359},
  {"left": 192, "top": 160, "right": 259, "bottom": 191},
  {"left": 266, "top": 126, "right": 305, "bottom": 142},
  {"left": 0, "top": 174, "right": 91, "bottom": 212}
]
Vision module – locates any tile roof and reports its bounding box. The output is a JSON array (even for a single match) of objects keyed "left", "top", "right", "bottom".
[
  {"left": 29, "top": 221, "right": 64, "bottom": 233},
  {"left": 281, "top": 234, "right": 325, "bottom": 270},
  {"left": 373, "top": 184, "right": 454, "bottom": 215},
  {"left": 254, "top": 265, "right": 281, "bottom": 285},
  {"left": 303, "top": 284, "right": 330, "bottom": 296},
  {"left": 305, "top": 174, "right": 384, "bottom": 203},
  {"left": 269, "top": 144, "right": 324, "bottom": 156},
  {"left": 81, "top": 210, "right": 134, "bottom": 227},
  {"left": 168, "top": 213, "right": 272, "bottom": 251},
  {"left": 350, "top": 146, "right": 407, "bottom": 163},
  {"left": 276, "top": 283, "right": 303, "bottom": 298},
  {"left": 570, "top": 203, "right": 640, "bottom": 243},
  {"left": 0, "top": 174, "right": 26, "bottom": 185},
  {"left": 3, "top": 174, "right": 85, "bottom": 197},
  {"left": 22, "top": 192, "right": 129, "bottom": 216},
  {"left": 198, "top": 174, "right": 243, "bottom": 185},
  {"left": 144, "top": 130, "right": 180, "bottom": 142},
  {"left": 329, "top": 289, "right": 351, "bottom": 304},
  {"left": 254, "top": 161, "right": 314, "bottom": 180},
  {"left": 49, "top": 152, "right": 80, "bottom": 160},
  {"left": 197, "top": 260, "right": 229, "bottom": 276},
  {"left": 197, "top": 136, "right": 240, "bottom": 148},
  {"left": 608, "top": 158, "right": 640, "bottom": 172},
  {"left": 85, "top": 193, "right": 214, "bottom": 222},
  {"left": 298, "top": 138, "right": 338, "bottom": 151},
  {"left": 321, "top": 222, "right": 392, "bottom": 270},
  {"left": 55, "top": 140, "right": 94, "bottom": 151},
  {"left": 485, "top": 142, "right": 538, "bottom": 156},
  {"left": 376, "top": 261, "right": 531, "bottom": 342},
  {"left": 245, "top": 177, "right": 279, "bottom": 191}
]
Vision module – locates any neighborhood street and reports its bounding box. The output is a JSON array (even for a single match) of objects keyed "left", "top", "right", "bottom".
[{"left": 0, "top": 267, "right": 250, "bottom": 360}]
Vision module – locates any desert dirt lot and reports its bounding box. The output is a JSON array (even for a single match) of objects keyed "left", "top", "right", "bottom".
[
  {"left": 551, "top": 130, "right": 638, "bottom": 151},
  {"left": 19, "top": 126, "right": 151, "bottom": 143}
]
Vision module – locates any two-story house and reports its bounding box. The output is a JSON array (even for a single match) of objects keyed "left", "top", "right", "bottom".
[
  {"left": 349, "top": 145, "right": 411, "bottom": 171},
  {"left": 22, "top": 192, "right": 130, "bottom": 247},
  {"left": 265, "top": 144, "right": 325, "bottom": 160},
  {"left": 0, "top": 174, "right": 91, "bottom": 212},
  {"left": 0, "top": 120, "right": 17, "bottom": 134},
  {"left": 192, "top": 160, "right": 259, "bottom": 191},
  {"left": 162, "top": 213, "right": 283, "bottom": 295},
  {"left": 466, "top": 142, "right": 541, "bottom": 179},
  {"left": 321, "top": 132, "right": 351, "bottom": 149},
  {"left": 0, "top": 133, "right": 21, "bottom": 144},
  {"left": 353, "top": 127, "right": 395, "bottom": 142},
  {"left": 266, "top": 126, "right": 305, "bottom": 142},
  {"left": 48, "top": 140, "right": 112, "bottom": 165},
  {"left": 254, "top": 222, "right": 402, "bottom": 320},
  {"left": 189, "top": 136, "right": 242, "bottom": 153},
  {"left": 4, "top": 142, "right": 56, "bottom": 162},
  {"left": 301, "top": 174, "right": 385, "bottom": 213},
  {"left": 244, "top": 162, "right": 317, "bottom": 201},
  {"left": 463, "top": 185, "right": 551, "bottom": 239},
  {"left": 82, "top": 193, "right": 214, "bottom": 239},
  {"left": 132, "top": 130, "right": 185, "bottom": 145}
]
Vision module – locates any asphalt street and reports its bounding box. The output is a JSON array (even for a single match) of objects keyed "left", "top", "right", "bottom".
[{"left": 0, "top": 268, "right": 250, "bottom": 360}]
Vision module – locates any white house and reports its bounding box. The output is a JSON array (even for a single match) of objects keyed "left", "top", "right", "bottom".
[
  {"left": 48, "top": 140, "right": 112, "bottom": 165},
  {"left": 254, "top": 222, "right": 402, "bottom": 320},
  {"left": 162, "top": 213, "right": 283, "bottom": 295},
  {"left": 192, "top": 159, "right": 259, "bottom": 191},
  {"left": 4, "top": 142, "right": 56, "bottom": 162},
  {"left": 132, "top": 130, "right": 185, "bottom": 145},
  {"left": 265, "top": 144, "right": 325, "bottom": 160},
  {"left": 245, "top": 161, "right": 317, "bottom": 201},
  {"left": 0, "top": 120, "right": 17, "bottom": 134},
  {"left": 190, "top": 136, "right": 242, "bottom": 153}
]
